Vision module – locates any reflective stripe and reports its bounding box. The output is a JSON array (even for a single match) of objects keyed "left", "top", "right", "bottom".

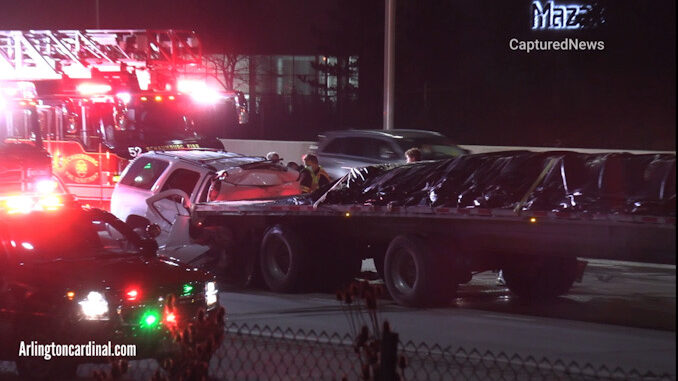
[{"left": 303, "top": 166, "right": 330, "bottom": 192}]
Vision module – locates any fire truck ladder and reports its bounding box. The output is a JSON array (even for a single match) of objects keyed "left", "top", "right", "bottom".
[{"left": 0, "top": 30, "right": 204, "bottom": 82}]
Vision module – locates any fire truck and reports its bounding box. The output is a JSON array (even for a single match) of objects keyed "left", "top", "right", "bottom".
[{"left": 1, "top": 30, "right": 247, "bottom": 208}]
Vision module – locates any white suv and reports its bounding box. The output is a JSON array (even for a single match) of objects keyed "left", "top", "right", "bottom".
[{"left": 111, "top": 150, "right": 300, "bottom": 248}]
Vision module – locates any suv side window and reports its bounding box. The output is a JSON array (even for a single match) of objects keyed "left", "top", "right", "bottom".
[
  {"left": 361, "top": 138, "right": 398, "bottom": 159},
  {"left": 120, "top": 158, "right": 169, "bottom": 190},
  {"left": 342, "top": 138, "right": 367, "bottom": 157},
  {"left": 161, "top": 168, "right": 201, "bottom": 196},
  {"left": 341, "top": 138, "right": 396, "bottom": 159},
  {"left": 322, "top": 138, "right": 347, "bottom": 154}
]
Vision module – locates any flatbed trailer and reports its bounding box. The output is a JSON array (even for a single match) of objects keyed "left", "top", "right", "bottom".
[
  {"left": 109, "top": 149, "right": 673, "bottom": 307},
  {"left": 192, "top": 200, "right": 675, "bottom": 306}
]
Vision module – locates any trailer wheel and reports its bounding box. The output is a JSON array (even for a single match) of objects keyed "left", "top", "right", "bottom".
[
  {"left": 259, "top": 225, "right": 310, "bottom": 293},
  {"left": 502, "top": 256, "right": 578, "bottom": 300},
  {"left": 383, "top": 235, "right": 453, "bottom": 307}
]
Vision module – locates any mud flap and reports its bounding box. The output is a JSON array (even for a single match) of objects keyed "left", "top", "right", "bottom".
[{"left": 575, "top": 259, "right": 588, "bottom": 283}]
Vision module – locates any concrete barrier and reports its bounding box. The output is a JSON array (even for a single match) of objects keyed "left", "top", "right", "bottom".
[
  {"left": 220, "top": 139, "right": 317, "bottom": 165},
  {"left": 219, "top": 139, "right": 675, "bottom": 161}
]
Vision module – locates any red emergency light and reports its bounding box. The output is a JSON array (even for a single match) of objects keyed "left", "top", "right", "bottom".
[
  {"left": 116, "top": 92, "right": 132, "bottom": 104},
  {"left": 125, "top": 287, "right": 141, "bottom": 302},
  {"left": 164, "top": 312, "right": 177, "bottom": 325},
  {"left": 77, "top": 83, "right": 112, "bottom": 95},
  {"left": 0, "top": 194, "right": 64, "bottom": 214}
]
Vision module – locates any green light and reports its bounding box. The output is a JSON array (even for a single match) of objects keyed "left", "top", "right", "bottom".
[
  {"left": 144, "top": 163, "right": 152, "bottom": 169},
  {"left": 140, "top": 310, "right": 160, "bottom": 329},
  {"left": 182, "top": 283, "right": 194, "bottom": 296}
]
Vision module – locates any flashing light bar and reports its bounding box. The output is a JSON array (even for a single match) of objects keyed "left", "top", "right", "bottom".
[
  {"left": 190, "top": 88, "right": 221, "bottom": 105},
  {"left": 35, "top": 179, "right": 58, "bottom": 194},
  {"left": 0, "top": 194, "right": 64, "bottom": 214},
  {"left": 177, "top": 79, "right": 204, "bottom": 94},
  {"left": 116, "top": 92, "right": 132, "bottom": 104},
  {"left": 136, "top": 94, "right": 177, "bottom": 103},
  {"left": 77, "top": 83, "right": 112, "bottom": 95},
  {"left": 1, "top": 81, "right": 37, "bottom": 99},
  {"left": 177, "top": 79, "right": 223, "bottom": 105}
]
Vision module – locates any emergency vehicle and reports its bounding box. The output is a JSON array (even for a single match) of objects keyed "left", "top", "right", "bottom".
[
  {"left": 0, "top": 197, "right": 223, "bottom": 379},
  {"left": 1, "top": 30, "right": 247, "bottom": 208},
  {"left": 0, "top": 142, "right": 52, "bottom": 194}
]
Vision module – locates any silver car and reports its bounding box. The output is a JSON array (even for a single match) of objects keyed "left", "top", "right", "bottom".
[{"left": 316, "top": 129, "right": 468, "bottom": 179}]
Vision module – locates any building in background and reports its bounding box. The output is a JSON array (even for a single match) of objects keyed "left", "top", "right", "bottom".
[{"left": 204, "top": 54, "right": 360, "bottom": 140}]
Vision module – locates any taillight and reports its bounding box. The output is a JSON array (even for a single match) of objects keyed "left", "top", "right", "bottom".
[{"left": 125, "top": 287, "right": 140, "bottom": 302}]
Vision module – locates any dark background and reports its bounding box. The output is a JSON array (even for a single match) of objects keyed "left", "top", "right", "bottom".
[{"left": 1, "top": 0, "right": 674, "bottom": 150}]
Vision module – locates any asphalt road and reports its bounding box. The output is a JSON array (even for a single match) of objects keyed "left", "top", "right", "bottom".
[
  {"left": 0, "top": 259, "right": 673, "bottom": 379},
  {"left": 218, "top": 259, "right": 676, "bottom": 376}
]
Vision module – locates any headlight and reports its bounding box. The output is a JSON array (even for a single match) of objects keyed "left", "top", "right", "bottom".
[
  {"left": 78, "top": 291, "right": 109, "bottom": 320},
  {"left": 205, "top": 281, "right": 218, "bottom": 306}
]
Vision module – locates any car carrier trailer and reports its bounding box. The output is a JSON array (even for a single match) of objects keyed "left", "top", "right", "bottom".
[{"left": 186, "top": 150, "right": 675, "bottom": 307}]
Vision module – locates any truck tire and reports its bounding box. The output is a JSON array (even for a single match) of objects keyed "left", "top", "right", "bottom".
[
  {"left": 383, "top": 235, "right": 453, "bottom": 307},
  {"left": 259, "top": 225, "right": 310, "bottom": 293},
  {"left": 502, "top": 256, "right": 578, "bottom": 300}
]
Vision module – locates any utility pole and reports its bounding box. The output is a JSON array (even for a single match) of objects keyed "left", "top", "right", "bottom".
[
  {"left": 383, "top": 0, "right": 395, "bottom": 130},
  {"left": 95, "top": 0, "right": 100, "bottom": 28}
]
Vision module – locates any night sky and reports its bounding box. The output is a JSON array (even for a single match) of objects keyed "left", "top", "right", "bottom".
[{"left": 1, "top": 0, "right": 675, "bottom": 150}]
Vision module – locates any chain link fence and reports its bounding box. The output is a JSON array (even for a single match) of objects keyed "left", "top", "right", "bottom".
[{"left": 1, "top": 321, "right": 674, "bottom": 380}]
